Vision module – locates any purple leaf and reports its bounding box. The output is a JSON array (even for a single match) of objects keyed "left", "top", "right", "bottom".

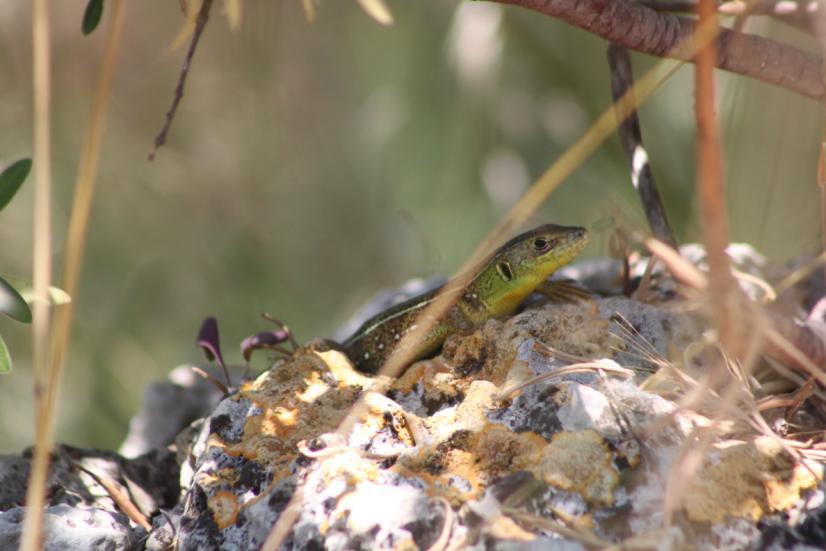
[
  {"left": 196, "top": 317, "right": 225, "bottom": 368},
  {"left": 197, "top": 317, "right": 232, "bottom": 389},
  {"left": 241, "top": 329, "right": 291, "bottom": 362}
]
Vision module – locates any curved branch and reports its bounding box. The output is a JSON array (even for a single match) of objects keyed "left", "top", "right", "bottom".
[{"left": 490, "top": 0, "right": 824, "bottom": 101}]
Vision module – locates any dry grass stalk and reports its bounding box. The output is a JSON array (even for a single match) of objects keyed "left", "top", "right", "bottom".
[
  {"left": 494, "top": 360, "right": 634, "bottom": 401},
  {"left": 20, "top": 0, "right": 54, "bottom": 547},
  {"left": 21, "top": 3, "right": 128, "bottom": 549}
]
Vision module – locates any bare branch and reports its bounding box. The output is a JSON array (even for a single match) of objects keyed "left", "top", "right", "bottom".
[
  {"left": 491, "top": 0, "right": 824, "bottom": 101},
  {"left": 607, "top": 45, "right": 678, "bottom": 248},
  {"left": 149, "top": 0, "right": 214, "bottom": 161}
]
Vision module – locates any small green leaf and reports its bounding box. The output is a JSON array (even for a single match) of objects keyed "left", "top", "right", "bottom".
[
  {"left": 0, "top": 159, "right": 32, "bottom": 213},
  {"left": 0, "top": 275, "right": 32, "bottom": 324},
  {"left": 0, "top": 275, "right": 71, "bottom": 311},
  {"left": 0, "top": 334, "right": 11, "bottom": 374},
  {"left": 82, "top": 0, "right": 104, "bottom": 35}
]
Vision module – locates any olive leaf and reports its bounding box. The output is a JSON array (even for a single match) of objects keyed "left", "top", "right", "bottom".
[
  {"left": 0, "top": 275, "right": 32, "bottom": 324},
  {"left": 0, "top": 158, "right": 32, "bottom": 213},
  {"left": 82, "top": 0, "right": 104, "bottom": 35}
]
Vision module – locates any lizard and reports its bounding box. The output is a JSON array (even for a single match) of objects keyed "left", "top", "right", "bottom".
[{"left": 341, "top": 223, "right": 590, "bottom": 374}]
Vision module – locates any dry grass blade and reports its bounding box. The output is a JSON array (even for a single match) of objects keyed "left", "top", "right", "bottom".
[
  {"left": 502, "top": 508, "right": 614, "bottom": 549},
  {"left": 22, "top": 4, "right": 128, "bottom": 549},
  {"left": 50, "top": 0, "right": 127, "bottom": 389},
  {"left": 424, "top": 497, "right": 454, "bottom": 551},
  {"left": 773, "top": 249, "right": 826, "bottom": 296},
  {"left": 610, "top": 312, "right": 669, "bottom": 369},
  {"left": 494, "top": 360, "right": 634, "bottom": 401},
  {"left": 73, "top": 462, "right": 152, "bottom": 530},
  {"left": 20, "top": 0, "right": 53, "bottom": 546},
  {"left": 732, "top": 268, "right": 776, "bottom": 302},
  {"left": 644, "top": 237, "right": 707, "bottom": 290},
  {"left": 531, "top": 340, "right": 592, "bottom": 363}
]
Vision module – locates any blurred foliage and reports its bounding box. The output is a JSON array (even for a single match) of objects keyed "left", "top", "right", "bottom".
[
  {"left": 0, "top": 1, "right": 819, "bottom": 452},
  {"left": 0, "top": 158, "right": 34, "bottom": 374}
]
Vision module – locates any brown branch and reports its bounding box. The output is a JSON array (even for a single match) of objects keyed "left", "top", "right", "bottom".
[
  {"left": 607, "top": 45, "right": 678, "bottom": 248},
  {"left": 148, "top": 0, "right": 214, "bottom": 161},
  {"left": 491, "top": 0, "right": 824, "bottom": 101}
]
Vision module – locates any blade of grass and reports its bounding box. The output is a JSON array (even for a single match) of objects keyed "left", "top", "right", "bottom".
[
  {"left": 51, "top": 0, "right": 128, "bottom": 401},
  {"left": 21, "top": 2, "right": 128, "bottom": 549},
  {"left": 20, "top": 0, "right": 53, "bottom": 545}
]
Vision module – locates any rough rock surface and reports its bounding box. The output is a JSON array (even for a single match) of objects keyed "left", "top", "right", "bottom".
[
  {"left": 0, "top": 445, "right": 178, "bottom": 550},
  {"left": 4, "top": 247, "right": 826, "bottom": 550},
  {"left": 172, "top": 295, "right": 824, "bottom": 550}
]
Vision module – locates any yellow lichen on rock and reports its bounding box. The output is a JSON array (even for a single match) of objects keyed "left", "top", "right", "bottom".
[
  {"left": 532, "top": 429, "right": 619, "bottom": 507},
  {"left": 683, "top": 437, "right": 822, "bottom": 523},
  {"left": 207, "top": 490, "right": 239, "bottom": 529},
  {"left": 226, "top": 349, "right": 377, "bottom": 474}
]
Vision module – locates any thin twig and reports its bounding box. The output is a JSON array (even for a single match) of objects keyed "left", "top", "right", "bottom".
[
  {"left": 607, "top": 44, "right": 677, "bottom": 248},
  {"left": 191, "top": 366, "right": 230, "bottom": 395},
  {"left": 73, "top": 461, "right": 152, "bottom": 530},
  {"left": 149, "top": 0, "right": 214, "bottom": 160}
]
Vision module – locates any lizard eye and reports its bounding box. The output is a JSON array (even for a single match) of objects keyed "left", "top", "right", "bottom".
[
  {"left": 496, "top": 262, "right": 514, "bottom": 281},
  {"left": 532, "top": 238, "right": 550, "bottom": 251}
]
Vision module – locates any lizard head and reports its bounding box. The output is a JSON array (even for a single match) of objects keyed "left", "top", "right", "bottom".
[{"left": 472, "top": 224, "right": 589, "bottom": 316}]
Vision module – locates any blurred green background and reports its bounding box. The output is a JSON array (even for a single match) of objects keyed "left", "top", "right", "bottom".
[{"left": 0, "top": 1, "right": 820, "bottom": 453}]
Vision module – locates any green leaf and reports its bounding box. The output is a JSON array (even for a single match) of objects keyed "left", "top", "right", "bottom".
[
  {"left": 82, "top": 0, "right": 104, "bottom": 35},
  {"left": 0, "top": 158, "right": 32, "bottom": 213},
  {"left": 0, "top": 275, "right": 71, "bottom": 312},
  {"left": 0, "top": 275, "right": 32, "bottom": 324},
  {"left": 0, "top": 334, "right": 11, "bottom": 374}
]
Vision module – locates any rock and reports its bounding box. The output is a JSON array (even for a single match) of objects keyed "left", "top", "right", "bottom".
[
  {"left": 0, "top": 504, "right": 140, "bottom": 551},
  {"left": 120, "top": 365, "right": 234, "bottom": 459},
  {"left": 7, "top": 250, "right": 826, "bottom": 551},
  {"left": 171, "top": 290, "right": 824, "bottom": 551},
  {"left": 0, "top": 444, "right": 179, "bottom": 551}
]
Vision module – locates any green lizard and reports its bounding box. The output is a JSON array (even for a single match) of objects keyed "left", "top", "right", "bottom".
[{"left": 343, "top": 224, "right": 589, "bottom": 373}]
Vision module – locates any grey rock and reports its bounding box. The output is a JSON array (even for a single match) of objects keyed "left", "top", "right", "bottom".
[
  {"left": 120, "top": 365, "right": 230, "bottom": 459},
  {"left": 0, "top": 504, "right": 139, "bottom": 551}
]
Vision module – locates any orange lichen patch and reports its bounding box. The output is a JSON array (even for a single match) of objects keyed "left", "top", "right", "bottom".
[
  {"left": 472, "top": 424, "right": 547, "bottom": 475},
  {"left": 532, "top": 430, "right": 618, "bottom": 507},
  {"left": 684, "top": 437, "right": 822, "bottom": 523},
  {"left": 225, "top": 349, "right": 376, "bottom": 473},
  {"left": 208, "top": 490, "right": 239, "bottom": 529},
  {"left": 397, "top": 423, "right": 548, "bottom": 501},
  {"left": 440, "top": 381, "right": 498, "bottom": 434}
]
